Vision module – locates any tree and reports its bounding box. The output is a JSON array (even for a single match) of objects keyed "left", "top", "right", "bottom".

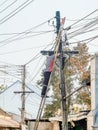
[{"left": 70, "top": 43, "right": 91, "bottom": 110}]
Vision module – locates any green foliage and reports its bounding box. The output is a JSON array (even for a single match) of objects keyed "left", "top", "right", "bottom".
[{"left": 43, "top": 98, "right": 61, "bottom": 117}]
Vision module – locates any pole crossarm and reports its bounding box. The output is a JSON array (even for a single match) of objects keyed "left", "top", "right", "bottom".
[
  {"left": 40, "top": 50, "right": 79, "bottom": 56},
  {"left": 14, "top": 91, "right": 34, "bottom": 94}
]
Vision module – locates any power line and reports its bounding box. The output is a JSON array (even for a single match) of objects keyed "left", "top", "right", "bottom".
[
  {"left": 0, "top": 17, "right": 55, "bottom": 48},
  {"left": 0, "top": 66, "right": 23, "bottom": 80},
  {"left": 70, "top": 35, "right": 98, "bottom": 44},
  {"left": 0, "top": 30, "right": 54, "bottom": 35},
  {"left": 0, "top": 0, "right": 9, "bottom": 7},
  {"left": 25, "top": 40, "right": 55, "bottom": 65},
  {"left": 66, "top": 9, "right": 98, "bottom": 28},
  {"left": 0, "top": 0, "right": 18, "bottom": 14},
  {"left": 66, "top": 17, "right": 97, "bottom": 22},
  {"left": 29, "top": 57, "right": 45, "bottom": 82},
  {"left": 0, "top": 43, "right": 52, "bottom": 55},
  {"left": 0, "top": 31, "right": 54, "bottom": 48},
  {"left": 68, "top": 16, "right": 98, "bottom": 40},
  {"left": 0, "top": 0, "right": 35, "bottom": 25}
]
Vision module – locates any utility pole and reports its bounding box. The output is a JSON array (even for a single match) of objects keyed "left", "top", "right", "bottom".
[
  {"left": 14, "top": 65, "right": 34, "bottom": 130},
  {"left": 56, "top": 11, "right": 68, "bottom": 130},
  {"left": 21, "top": 65, "right": 26, "bottom": 129}
]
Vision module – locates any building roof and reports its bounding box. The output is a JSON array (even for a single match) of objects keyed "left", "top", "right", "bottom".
[
  {"left": 0, "top": 108, "right": 20, "bottom": 128},
  {"left": 0, "top": 118, "right": 20, "bottom": 128},
  {"left": 49, "top": 112, "right": 88, "bottom": 122}
]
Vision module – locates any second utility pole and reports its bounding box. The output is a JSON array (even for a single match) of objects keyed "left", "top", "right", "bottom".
[
  {"left": 21, "top": 65, "right": 26, "bottom": 129},
  {"left": 56, "top": 11, "right": 68, "bottom": 130}
]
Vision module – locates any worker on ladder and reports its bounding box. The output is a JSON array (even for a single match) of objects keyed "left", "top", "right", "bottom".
[
  {"left": 41, "top": 51, "right": 60, "bottom": 97},
  {"left": 41, "top": 52, "right": 54, "bottom": 98}
]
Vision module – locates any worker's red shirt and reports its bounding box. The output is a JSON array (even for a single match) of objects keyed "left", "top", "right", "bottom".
[{"left": 49, "top": 60, "right": 54, "bottom": 72}]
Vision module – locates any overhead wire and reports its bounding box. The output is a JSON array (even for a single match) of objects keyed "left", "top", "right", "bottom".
[
  {"left": 0, "top": 31, "right": 54, "bottom": 47},
  {"left": 0, "top": 0, "right": 35, "bottom": 25},
  {"left": 0, "top": 43, "right": 52, "bottom": 55},
  {"left": 0, "top": 17, "right": 55, "bottom": 48},
  {"left": 0, "top": 30, "right": 54, "bottom": 36},
  {"left": 0, "top": 0, "right": 18, "bottom": 14},
  {"left": 68, "top": 16, "right": 98, "bottom": 39},
  {"left": 28, "top": 41, "right": 56, "bottom": 82},
  {"left": 26, "top": 40, "right": 55, "bottom": 86},
  {"left": 65, "top": 9, "right": 98, "bottom": 29},
  {"left": 63, "top": 10, "right": 98, "bottom": 50},
  {"left": 0, "top": 69, "right": 42, "bottom": 97},
  {"left": 0, "top": 60, "right": 21, "bottom": 66},
  {"left": 0, "top": 31, "right": 54, "bottom": 48},
  {"left": 28, "top": 56, "right": 44, "bottom": 81},
  {"left": 70, "top": 35, "right": 98, "bottom": 44},
  {"left": 0, "top": 0, "right": 9, "bottom": 7},
  {"left": 0, "top": 66, "right": 23, "bottom": 79},
  {"left": 0, "top": 42, "right": 53, "bottom": 96},
  {"left": 86, "top": 36, "right": 98, "bottom": 46},
  {"left": 66, "top": 17, "right": 97, "bottom": 22},
  {"left": 79, "top": 26, "right": 98, "bottom": 34},
  {"left": 0, "top": 15, "right": 56, "bottom": 107},
  {"left": 25, "top": 39, "right": 55, "bottom": 65}
]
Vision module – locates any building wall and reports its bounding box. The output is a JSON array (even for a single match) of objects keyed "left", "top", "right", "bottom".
[
  {"left": 87, "top": 54, "right": 98, "bottom": 130},
  {"left": 91, "top": 55, "right": 98, "bottom": 112},
  {"left": 28, "top": 121, "right": 53, "bottom": 130},
  {"left": 52, "top": 121, "right": 60, "bottom": 130},
  {"left": 87, "top": 111, "right": 94, "bottom": 130},
  {"left": 91, "top": 56, "right": 96, "bottom": 111}
]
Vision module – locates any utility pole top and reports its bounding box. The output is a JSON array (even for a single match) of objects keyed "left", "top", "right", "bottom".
[{"left": 56, "top": 11, "right": 60, "bottom": 35}]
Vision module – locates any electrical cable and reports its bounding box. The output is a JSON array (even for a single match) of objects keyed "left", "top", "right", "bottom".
[
  {"left": 0, "top": 69, "right": 22, "bottom": 80},
  {"left": 25, "top": 39, "right": 54, "bottom": 65},
  {"left": 0, "top": 31, "right": 54, "bottom": 48},
  {"left": 68, "top": 16, "right": 98, "bottom": 39},
  {"left": 0, "top": 0, "right": 18, "bottom": 14},
  {"left": 0, "top": 0, "right": 9, "bottom": 7},
  {"left": 65, "top": 9, "right": 98, "bottom": 29},
  {"left": 25, "top": 42, "right": 55, "bottom": 88},
  {"left": 66, "top": 17, "right": 97, "bottom": 22},
  {"left": 0, "top": 17, "right": 55, "bottom": 48},
  {"left": 0, "top": 43, "right": 52, "bottom": 55},
  {"left": 70, "top": 35, "right": 98, "bottom": 44},
  {"left": 0, "top": 0, "right": 34, "bottom": 25},
  {"left": 30, "top": 58, "right": 45, "bottom": 82},
  {"left": 0, "top": 30, "right": 54, "bottom": 35}
]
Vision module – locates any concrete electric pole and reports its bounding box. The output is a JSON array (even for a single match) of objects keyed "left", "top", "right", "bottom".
[
  {"left": 21, "top": 65, "right": 26, "bottom": 129},
  {"left": 56, "top": 11, "right": 68, "bottom": 130}
]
